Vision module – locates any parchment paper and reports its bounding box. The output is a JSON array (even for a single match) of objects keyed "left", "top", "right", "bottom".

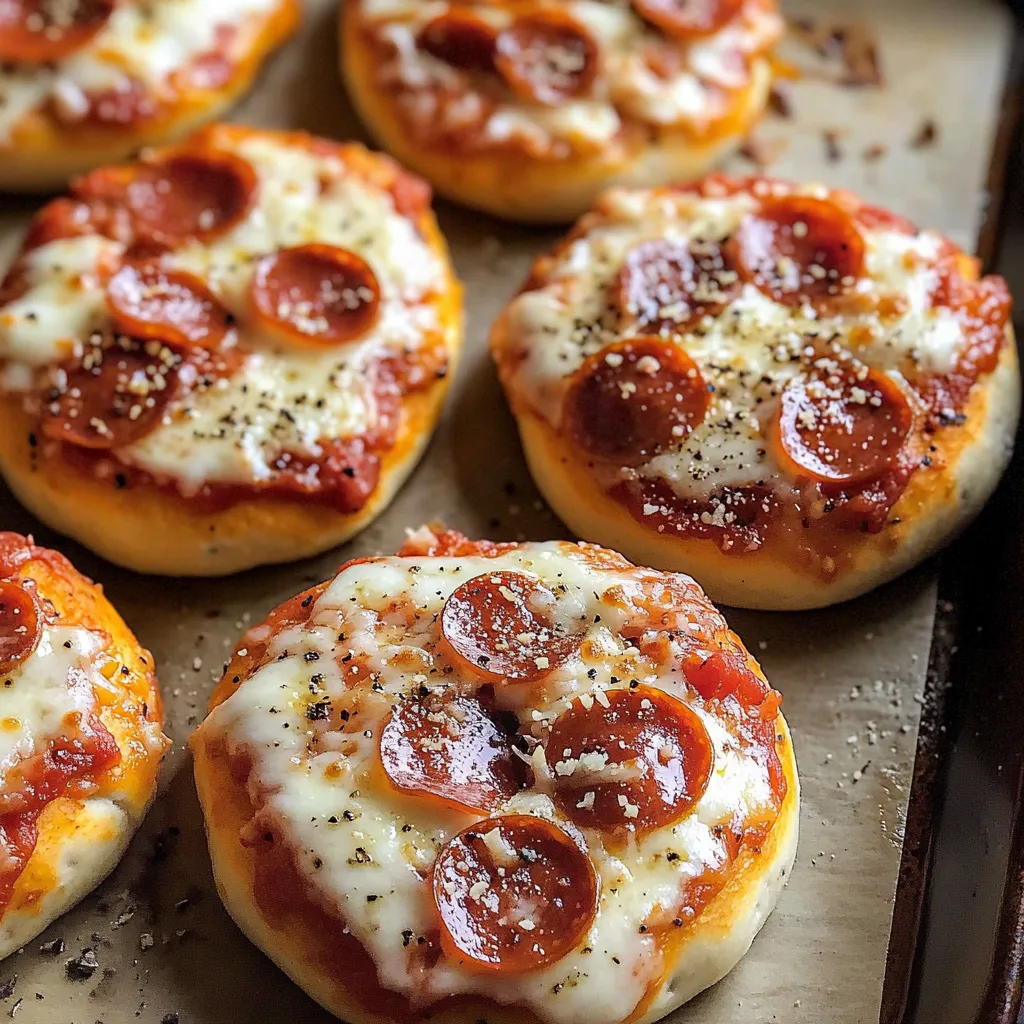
[{"left": 0, "top": 1, "right": 1012, "bottom": 1021}]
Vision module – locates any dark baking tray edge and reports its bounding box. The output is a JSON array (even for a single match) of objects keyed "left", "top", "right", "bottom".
[{"left": 881, "top": 19, "right": 1024, "bottom": 1024}]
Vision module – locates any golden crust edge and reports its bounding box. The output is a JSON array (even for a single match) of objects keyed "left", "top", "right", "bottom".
[
  {"left": 0, "top": 0, "right": 301, "bottom": 193},
  {"left": 493, "top": 317, "right": 1020, "bottom": 610},
  {"left": 0, "top": 789, "right": 159, "bottom": 959},
  {"left": 192, "top": 703, "right": 797, "bottom": 1024},
  {"left": 0, "top": 191, "right": 464, "bottom": 577},
  {"left": 339, "top": 2, "right": 773, "bottom": 225}
]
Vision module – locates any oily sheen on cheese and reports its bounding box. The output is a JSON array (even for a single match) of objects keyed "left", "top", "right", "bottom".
[
  {"left": 0, "top": 0, "right": 279, "bottom": 143},
  {"left": 1, "top": 626, "right": 107, "bottom": 776},
  {"left": 0, "top": 133, "right": 445, "bottom": 495},
  {"left": 197, "top": 533, "right": 795, "bottom": 1024},
  {"left": 1, "top": 619, "right": 165, "bottom": 792}
]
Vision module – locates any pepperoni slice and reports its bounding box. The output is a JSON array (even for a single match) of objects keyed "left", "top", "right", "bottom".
[
  {"left": 0, "top": 706, "right": 120, "bottom": 912},
  {"left": 614, "top": 239, "right": 740, "bottom": 333},
  {"left": 729, "top": 195, "right": 866, "bottom": 307},
  {"left": 418, "top": 10, "right": 498, "bottom": 73},
  {"left": 772, "top": 363, "right": 914, "bottom": 487},
  {"left": 563, "top": 338, "right": 709, "bottom": 466},
  {"left": 249, "top": 245, "right": 381, "bottom": 345},
  {"left": 495, "top": 12, "right": 599, "bottom": 105},
  {"left": 0, "top": 0, "right": 114, "bottom": 63},
  {"left": 547, "top": 686, "right": 714, "bottom": 834},
  {"left": 106, "top": 262, "right": 234, "bottom": 349},
  {"left": 40, "top": 340, "right": 190, "bottom": 450},
  {"left": 0, "top": 704, "right": 121, "bottom": 817},
  {"left": 631, "top": 0, "right": 743, "bottom": 38},
  {"left": 432, "top": 815, "right": 597, "bottom": 972},
  {"left": 73, "top": 152, "right": 256, "bottom": 245},
  {"left": 0, "top": 580, "right": 41, "bottom": 678},
  {"left": 379, "top": 693, "right": 519, "bottom": 813},
  {"left": 441, "top": 571, "right": 581, "bottom": 683}
]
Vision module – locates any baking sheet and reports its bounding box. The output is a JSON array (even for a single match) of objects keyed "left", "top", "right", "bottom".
[{"left": 0, "top": 1, "right": 1013, "bottom": 1021}]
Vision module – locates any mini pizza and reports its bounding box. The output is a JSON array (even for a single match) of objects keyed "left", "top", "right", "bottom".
[
  {"left": 192, "top": 527, "right": 798, "bottom": 1024},
  {"left": 0, "top": 0, "right": 299, "bottom": 192},
  {"left": 0, "top": 124, "right": 462, "bottom": 576},
  {"left": 491, "top": 176, "right": 1021, "bottom": 610},
  {"left": 0, "top": 531, "right": 168, "bottom": 958},
  {"left": 341, "top": 0, "right": 782, "bottom": 223}
]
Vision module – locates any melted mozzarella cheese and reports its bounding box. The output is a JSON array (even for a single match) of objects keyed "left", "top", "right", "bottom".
[
  {"left": 363, "top": 0, "right": 781, "bottom": 153},
  {"left": 0, "top": 625, "right": 106, "bottom": 778},
  {"left": 0, "top": 133, "right": 447, "bottom": 490},
  {"left": 123, "top": 351, "right": 377, "bottom": 494},
  {"left": 0, "top": 235, "right": 120, "bottom": 374},
  {"left": 0, "top": 0, "right": 280, "bottom": 143},
  {"left": 203, "top": 543, "right": 776, "bottom": 1024},
  {"left": 500, "top": 186, "right": 964, "bottom": 502}
]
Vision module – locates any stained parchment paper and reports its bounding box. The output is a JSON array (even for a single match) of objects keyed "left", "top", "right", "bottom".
[{"left": 0, "top": 1, "right": 1013, "bottom": 1021}]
